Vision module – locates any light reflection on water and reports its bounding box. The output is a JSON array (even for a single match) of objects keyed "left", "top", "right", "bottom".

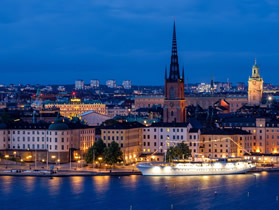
[
  {"left": 0, "top": 172, "right": 278, "bottom": 210},
  {"left": 1, "top": 176, "right": 13, "bottom": 194},
  {"left": 92, "top": 176, "right": 110, "bottom": 194},
  {"left": 69, "top": 176, "right": 85, "bottom": 194},
  {"left": 24, "top": 177, "right": 36, "bottom": 192}
]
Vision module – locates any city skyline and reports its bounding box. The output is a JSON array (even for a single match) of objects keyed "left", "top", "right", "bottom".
[{"left": 1, "top": 1, "right": 279, "bottom": 85}]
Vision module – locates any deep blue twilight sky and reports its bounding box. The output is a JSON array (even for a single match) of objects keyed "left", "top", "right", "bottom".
[{"left": 1, "top": 0, "right": 279, "bottom": 85}]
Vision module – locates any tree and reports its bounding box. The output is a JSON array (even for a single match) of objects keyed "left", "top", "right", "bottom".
[
  {"left": 85, "top": 139, "right": 106, "bottom": 163},
  {"left": 103, "top": 141, "right": 123, "bottom": 166},
  {"left": 166, "top": 142, "right": 191, "bottom": 162}
]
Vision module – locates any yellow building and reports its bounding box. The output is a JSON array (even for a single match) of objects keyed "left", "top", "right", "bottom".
[
  {"left": 101, "top": 122, "right": 144, "bottom": 163},
  {"left": 45, "top": 98, "right": 106, "bottom": 118},
  {"left": 248, "top": 59, "right": 263, "bottom": 105},
  {"left": 200, "top": 129, "right": 253, "bottom": 158}
]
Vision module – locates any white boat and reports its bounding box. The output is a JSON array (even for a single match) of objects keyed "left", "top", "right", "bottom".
[{"left": 137, "top": 158, "right": 255, "bottom": 176}]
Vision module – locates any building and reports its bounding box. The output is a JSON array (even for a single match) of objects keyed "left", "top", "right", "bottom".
[
  {"left": 248, "top": 60, "right": 263, "bottom": 105},
  {"left": 44, "top": 99, "right": 106, "bottom": 118},
  {"left": 75, "top": 80, "right": 84, "bottom": 90},
  {"left": 106, "top": 105, "right": 131, "bottom": 118},
  {"left": 237, "top": 82, "right": 245, "bottom": 91},
  {"left": 185, "top": 94, "right": 248, "bottom": 113},
  {"left": 80, "top": 111, "right": 110, "bottom": 126},
  {"left": 201, "top": 128, "right": 253, "bottom": 158},
  {"left": 0, "top": 117, "right": 95, "bottom": 163},
  {"left": 163, "top": 22, "right": 186, "bottom": 123},
  {"left": 90, "top": 80, "right": 99, "bottom": 88},
  {"left": 134, "top": 95, "right": 164, "bottom": 109},
  {"left": 101, "top": 122, "right": 144, "bottom": 163},
  {"left": 122, "top": 80, "right": 132, "bottom": 89},
  {"left": 141, "top": 122, "right": 200, "bottom": 161},
  {"left": 106, "top": 80, "right": 116, "bottom": 88}
]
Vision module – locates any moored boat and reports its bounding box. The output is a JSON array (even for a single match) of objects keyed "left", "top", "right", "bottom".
[{"left": 137, "top": 158, "right": 255, "bottom": 176}]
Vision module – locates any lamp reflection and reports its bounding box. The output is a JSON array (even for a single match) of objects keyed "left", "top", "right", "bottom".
[
  {"left": 70, "top": 176, "right": 84, "bottom": 194},
  {"left": 93, "top": 176, "right": 110, "bottom": 194}
]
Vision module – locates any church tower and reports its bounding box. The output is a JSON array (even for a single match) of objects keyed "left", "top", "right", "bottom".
[
  {"left": 248, "top": 59, "right": 263, "bottom": 105},
  {"left": 163, "top": 22, "right": 186, "bottom": 123}
]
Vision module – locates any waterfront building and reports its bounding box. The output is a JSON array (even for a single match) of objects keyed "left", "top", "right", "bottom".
[
  {"left": 248, "top": 60, "right": 263, "bottom": 105},
  {"left": 106, "top": 80, "right": 116, "bottom": 88},
  {"left": 222, "top": 118, "right": 279, "bottom": 154},
  {"left": 200, "top": 128, "right": 253, "bottom": 158},
  {"left": 141, "top": 122, "right": 200, "bottom": 161},
  {"left": 75, "top": 80, "right": 84, "bottom": 90},
  {"left": 44, "top": 98, "right": 106, "bottom": 118},
  {"left": 0, "top": 116, "right": 95, "bottom": 163},
  {"left": 122, "top": 80, "right": 132, "bottom": 89},
  {"left": 90, "top": 80, "right": 99, "bottom": 88},
  {"left": 163, "top": 22, "right": 186, "bottom": 123},
  {"left": 101, "top": 122, "right": 144, "bottom": 163}
]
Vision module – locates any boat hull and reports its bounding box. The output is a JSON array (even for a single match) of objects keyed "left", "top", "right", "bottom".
[{"left": 137, "top": 163, "right": 255, "bottom": 176}]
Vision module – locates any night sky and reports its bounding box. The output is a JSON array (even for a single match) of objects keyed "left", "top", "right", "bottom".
[{"left": 1, "top": 0, "right": 279, "bottom": 85}]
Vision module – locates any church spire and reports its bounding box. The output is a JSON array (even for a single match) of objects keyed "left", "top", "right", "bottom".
[
  {"left": 172, "top": 21, "right": 177, "bottom": 56},
  {"left": 168, "top": 21, "right": 180, "bottom": 81},
  {"left": 165, "top": 65, "right": 167, "bottom": 79},
  {"left": 182, "top": 66, "right": 185, "bottom": 79}
]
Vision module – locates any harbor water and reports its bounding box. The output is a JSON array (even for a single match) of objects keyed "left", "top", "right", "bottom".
[{"left": 0, "top": 172, "right": 279, "bottom": 210}]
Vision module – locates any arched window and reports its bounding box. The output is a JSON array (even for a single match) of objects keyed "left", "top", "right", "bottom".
[{"left": 171, "top": 111, "right": 174, "bottom": 116}]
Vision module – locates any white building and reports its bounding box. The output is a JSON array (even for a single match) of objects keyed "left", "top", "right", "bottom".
[
  {"left": 0, "top": 117, "right": 95, "bottom": 163},
  {"left": 106, "top": 80, "right": 116, "bottom": 88},
  {"left": 90, "top": 80, "right": 99, "bottom": 88},
  {"left": 75, "top": 80, "right": 84, "bottom": 90},
  {"left": 141, "top": 122, "right": 200, "bottom": 161},
  {"left": 122, "top": 80, "right": 132, "bottom": 89}
]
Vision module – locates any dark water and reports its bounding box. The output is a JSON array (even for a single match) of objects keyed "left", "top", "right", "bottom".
[{"left": 0, "top": 172, "right": 279, "bottom": 210}]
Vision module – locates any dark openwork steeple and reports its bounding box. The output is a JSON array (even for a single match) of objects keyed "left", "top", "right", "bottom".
[{"left": 168, "top": 21, "right": 181, "bottom": 81}]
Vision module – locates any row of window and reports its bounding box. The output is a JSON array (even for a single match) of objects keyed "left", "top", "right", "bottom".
[
  {"left": 142, "top": 148, "right": 198, "bottom": 153},
  {"left": 103, "top": 130, "right": 124, "bottom": 134},
  {"left": 143, "top": 128, "right": 185, "bottom": 132},
  {"left": 2, "top": 137, "right": 68, "bottom": 143},
  {"left": 103, "top": 136, "right": 123, "bottom": 141},
  {"left": 143, "top": 135, "right": 185, "bottom": 140},
  {"left": 5, "top": 144, "right": 68, "bottom": 150},
  {"left": 2, "top": 131, "right": 69, "bottom": 135}
]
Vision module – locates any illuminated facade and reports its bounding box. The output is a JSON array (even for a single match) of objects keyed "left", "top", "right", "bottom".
[
  {"left": 134, "top": 95, "right": 164, "bottom": 109},
  {"left": 200, "top": 130, "right": 253, "bottom": 158},
  {"left": 101, "top": 122, "right": 144, "bottom": 163},
  {"left": 0, "top": 117, "right": 95, "bottom": 163},
  {"left": 141, "top": 123, "right": 200, "bottom": 161},
  {"left": 45, "top": 98, "right": 106, "bottom": 118},
  {"left": 223, "top": 118, "right": 279, "bottom": 154},
  {"left": 248, "top": 60, "right": 263, "bottom": 105}
]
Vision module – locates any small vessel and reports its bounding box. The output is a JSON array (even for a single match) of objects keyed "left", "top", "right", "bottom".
[{"left": 137, "top": 158, "right": 255, "bottom": 176}]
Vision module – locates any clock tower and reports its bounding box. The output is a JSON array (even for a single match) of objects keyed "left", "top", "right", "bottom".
[
  {"left": 248, "top": 59, "right": 263, "bottom": 105},
  {"left": 163, "top": 22, "right": 186, "bottom": 123}
]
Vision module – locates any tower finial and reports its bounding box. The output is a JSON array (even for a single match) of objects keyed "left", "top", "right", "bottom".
[{"left": 255, "top": 58, "right": 257, "bottom": 65}]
